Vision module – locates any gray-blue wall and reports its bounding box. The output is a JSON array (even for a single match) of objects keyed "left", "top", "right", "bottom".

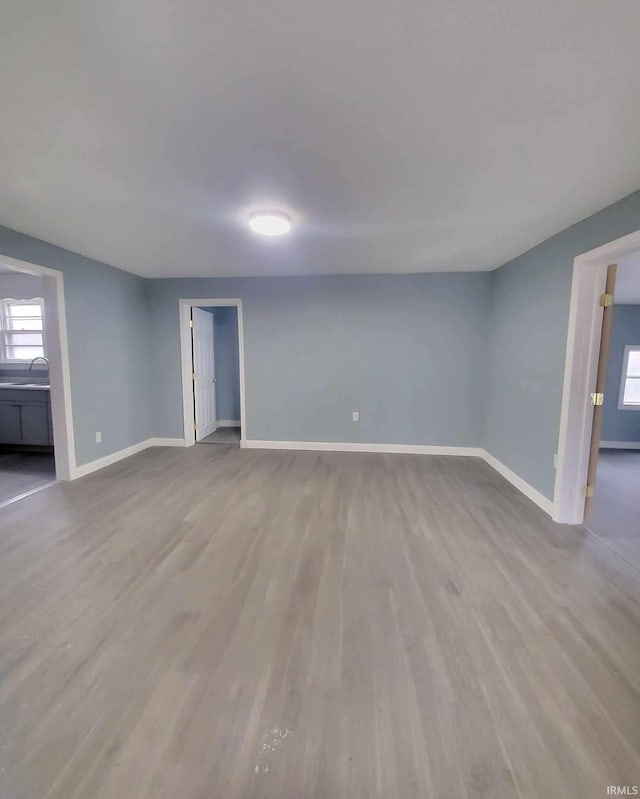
[
  {"left": 205, "top": 306, "right": 241, "bottom": 423},
  {"left": 0, "top": 225, "right": 152, "bottom": 466},
  {"left": 151, "top": 273, "right": 491, "bottom": 445},
  {"left": 484, "top": 190, "right": 640, "bottom": 501},
  {"left": 2, "top": 188, "right": 639, "bottom": 487},
  {"left": 602, "top": 305, "right": 640, "bottom": 444}
]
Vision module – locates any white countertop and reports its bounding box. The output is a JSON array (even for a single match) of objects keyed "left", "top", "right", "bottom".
[{"left": 0, "top": 383, "right": 50, "bottom": 391}]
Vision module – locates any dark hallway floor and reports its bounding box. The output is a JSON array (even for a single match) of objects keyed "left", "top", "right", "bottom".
[
  {"left": 0, "top": 450, "right": 56, "bottom": 508},
  {"left": 198, "top": 426, "right": 241, "bottom": 445},
  {"left": 586, "top": 449, "right": 640, "bottom": 569}
]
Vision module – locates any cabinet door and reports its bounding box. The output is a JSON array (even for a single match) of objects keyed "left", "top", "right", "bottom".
[
  {"left": 20, "top": 402, "right": 50, "bottom": 445},
  {"left": 0, "top": 402, "right": 22, "bottom": 443}
]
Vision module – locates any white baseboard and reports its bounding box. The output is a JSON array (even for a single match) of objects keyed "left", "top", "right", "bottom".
[
  {"left": 600, "top": 440, "right": 640, "bottom": 450},
  {"left": 71, "top": 437, "right": 186, "bottom": 479},
  {"left": 242, "top": 439, "right": 483, "bottom": 457},
  {"left": 479, "top": 450, "right": 555, "bottom": 517},
  {"left": 216, "top": 420, "right": 240, "bottom": 428},
  {"left": 72, "top": 439, "right": 153, "bottom": 479}
]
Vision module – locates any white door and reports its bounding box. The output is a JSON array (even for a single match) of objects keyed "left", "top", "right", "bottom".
[{"left": 192, "top": 307, "right": 217, "bottom": 440}]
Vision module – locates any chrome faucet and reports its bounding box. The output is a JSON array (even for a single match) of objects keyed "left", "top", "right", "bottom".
[{"left": 28, "top": 356, "right": 49, "bottom": 372}]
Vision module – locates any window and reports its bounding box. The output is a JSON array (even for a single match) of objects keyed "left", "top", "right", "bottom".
[
  {"left": 0, "top": 298, "right": 46, "bottom": 362},
  {"left": 618, "top": 345, "right": 640, "bottom": 410}
]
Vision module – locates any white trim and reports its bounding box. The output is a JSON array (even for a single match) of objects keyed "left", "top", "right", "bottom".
[
  {"left": 242, "top": 439, "right": 483, "bottom": 457},
  {"left": 0, "top": 254, "right": 76, "bottom": 481},
  {"left": 554, "top": 228, "right": 640, "bottom": 524},
  {"left": 71, "top": 439, "right": 153, "bottom": 478},
  {"left": 216, "top": 419, "right": 240, "bottom": 427},
  {"left": 480, "top": 450, "right": 555, "bottom": 517},
  {"left": 179, "top": 299, "right": 246, "bottom": 448},
  {"left": 64, "top": 437, "right": 186, "bottom": 479},
  {"left": 0, "top": 296, "right": 47, "bottom": 363},
  {"left": 600, "top": 440, "right": 640, "bottom": 450}
]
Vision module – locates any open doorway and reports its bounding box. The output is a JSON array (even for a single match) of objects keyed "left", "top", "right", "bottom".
[
  {"left": 0, "top": 257, "right": 74, "bottom": 506},
  {"left": 192, "top": 305, "right": 241, "bottom": 445},
  {"left": 555, "top": 228, "right": 640, "bottom": 533},
  {"left": 179, "top": 298, "right": 246, "bottom": 448},
  {"left": 584, "top": 252, "right": 640, "bottom": 566}
]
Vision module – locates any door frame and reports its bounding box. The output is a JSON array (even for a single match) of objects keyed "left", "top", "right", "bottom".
[
  {"left": 0, "top": 254, "right": 75, "bottom": 480},
  {"left": 178, "top": 298, "right": 246, "bottom": 446},
  {"left": 554, "top": 228, "right": 640, "bottom": 524}
]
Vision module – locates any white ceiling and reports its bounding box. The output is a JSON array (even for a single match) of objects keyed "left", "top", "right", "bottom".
[
  {"left": 616, "top": 252, "right": 640, "bottom": 305},
  {"left": 1, "top": 1, "right": 640, "bottom": 279}
]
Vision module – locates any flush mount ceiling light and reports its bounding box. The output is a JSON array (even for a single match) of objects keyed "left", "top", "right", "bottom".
[{"left": 249, "top": 211, "right": 292, "bottom": 237}]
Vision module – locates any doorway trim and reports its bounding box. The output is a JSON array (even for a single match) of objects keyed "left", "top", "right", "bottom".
[
  {"left": 554, "top": 228, "right": 640, "bottom": 524},
  {"left": 0, "top": 254, "right": 75, "bottom": 480},
  {"left": 178, "top": 298, "right": 246, "bottom": 446}
]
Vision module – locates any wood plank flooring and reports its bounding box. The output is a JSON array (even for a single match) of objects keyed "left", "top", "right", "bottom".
[{"left": 0, "top": 446, "right": 639, "bottom": 798}]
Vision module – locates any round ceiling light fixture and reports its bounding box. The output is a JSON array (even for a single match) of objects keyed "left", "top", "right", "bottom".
[{"left": 249, "top": 211, "right": 292, "bottom": 237}]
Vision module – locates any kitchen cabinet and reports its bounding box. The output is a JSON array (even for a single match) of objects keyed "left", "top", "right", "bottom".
[
  {"left": 0, "top": 402, "right": 21, "bottom": 442},
  {"left": 0, "top": 389, "right": 53, "bottom": 446}
]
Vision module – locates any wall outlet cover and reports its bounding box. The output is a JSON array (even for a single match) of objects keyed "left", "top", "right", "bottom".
[
  {"left": 352, "top": 411, "right": 359, "bottom": 422},
  {"left": 95, "top": 432, "right": 102, "bottom": 443}
]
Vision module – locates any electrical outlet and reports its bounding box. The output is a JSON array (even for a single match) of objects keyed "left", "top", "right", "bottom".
[
  {"left": 95, "top": 432, "right": 102, "bottom": 444},
  {"left": 553, "top": 453, "right": 557, "bottom": 469},
  {"left": 352, "top": 411, "right": 359, "bottom": 422}
]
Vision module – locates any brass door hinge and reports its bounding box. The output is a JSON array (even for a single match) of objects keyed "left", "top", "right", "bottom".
[
  {"left": 192, "top": 371, "right": 196, "bottom": 381},
  {"left": 189, "top": 319, "right": 194, "bottom": 328},
  {"left": 194, "top": 422, "right": 199, "bottom": 431},
  {"left": 599, "top": 293, "right": 613, "bottom": 307},
  {"left": 590, "top": 392, "right": 604, "bottom": 406},
  {"left": 582, "top": 485, "right": 595, "bottom": 498}
]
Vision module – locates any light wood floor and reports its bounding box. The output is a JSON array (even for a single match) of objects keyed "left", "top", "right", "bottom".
[{"left": 0, "top": 446, "right": 639, "bottom": 798}]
